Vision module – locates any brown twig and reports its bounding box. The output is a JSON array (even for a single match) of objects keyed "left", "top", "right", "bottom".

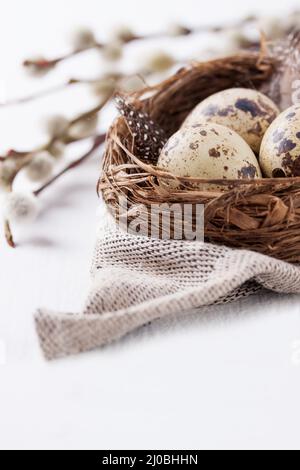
[
  {"left": 0, "top": 76, "right": 121, "bottom": 108},
  {"left": 34, "top": 133, "right": 106, "bottom": 196},
  {"left": 21, "top": 32, "right": 169, "bottom": 70},
  {"left": 23, "top": 44, "right": 103, "bottom": 69},
  {"left": 4, "top": 220, "right": 15, "bottom": 248},
  {"left": 0, "top": 82, "right": 75, "bottom": 107}
]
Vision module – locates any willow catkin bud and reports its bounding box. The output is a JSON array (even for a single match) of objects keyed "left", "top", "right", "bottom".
[
  {"left": 259, "top": 16, "right": 285, "bottom": 40},
  {"left": 70, "top": 28, "right": 96, "bottom": 50},
  {"left": 102, "top": 41, "right": 123, "bottom": 62},
  {"left": 167, "top": 23, "right": 191, "bottom": 37},
  {"left": 220, "top": 29, "right": 252, "bottom": 55},
  {"left": 25, "top": 152, "right": 54, "bottom": 182},
  {"left": 90, "top": 76, "right": 118, "bottom": 98},
  {"left": 68, "top": 114, "right": 98, "bottom": 140},
  {"left": 142, "top": 51, "right": 175, "bottom": 73},
  {"left": 0, "top": 160, "right": 17, "bottom": 190},
  {"left": 48, "top": 141, "right": 66, "bottom": 159},
  {"left": 118, "top": 75, "right": 145, "bottom": 93},
  {"left": 110, "top": 25, "right": 136, "bottom": 43},
  {"left": 3, "top": 192, "right": 39, "bottom": 224},
  {"left": 43, "top": 115, "right": 69, "bottom": 138}
]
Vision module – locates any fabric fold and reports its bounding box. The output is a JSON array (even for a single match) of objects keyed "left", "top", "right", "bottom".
[{"left": 35, "top": 208, "right": 300, "bottom": 360}]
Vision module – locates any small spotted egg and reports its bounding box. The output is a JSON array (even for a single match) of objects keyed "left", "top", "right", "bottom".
[
  {"left": 157, "top": 123, "right": 262, "bottom": 190},
  {"left": 183, "top": 88, "right": 279, "bottom": 154},
  {"left": 260, "top": 104, "right": 300, "bottom": 177}
]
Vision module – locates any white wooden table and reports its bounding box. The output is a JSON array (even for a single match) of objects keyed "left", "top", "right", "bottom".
[{"left": 1, "top": 0, "right": 300, "bottom": 451}]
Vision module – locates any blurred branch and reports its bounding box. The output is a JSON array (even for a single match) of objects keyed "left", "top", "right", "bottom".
[
  {"left": 34, "top": 133, "right": 106, "bottom": 196},
  {"left": 21, "top": 17, "right": 258, "bottom": 72},
  {"left": 23, "top": 44, "right": 103, "bottom": 68}
]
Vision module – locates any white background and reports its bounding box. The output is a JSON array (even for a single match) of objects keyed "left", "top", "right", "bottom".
[{"left": 1, "top": 0, "right": 300, "bottom": 451}]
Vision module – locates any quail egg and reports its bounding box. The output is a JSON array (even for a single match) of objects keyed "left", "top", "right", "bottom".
[
  {"left": 183, "top": 88, "right": 279, "bottom": 153},
  {"left": 158, "top": 123, "right": 262, "bottom": 190},
  {"left": 260, "top": 104, "right": 300, "bottom": 177}
]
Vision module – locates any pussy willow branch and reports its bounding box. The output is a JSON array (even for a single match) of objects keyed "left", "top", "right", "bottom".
[
  {"left": 34, "top": 133, "right": 106, "bottom": 196},
  {"left": 23, "top": 44, "right": 103, "bottom": 68},
  {"left": 1, "top": 16, "right": 263, "bottom": 109},
  {"left": 2, "top": 94, "right": 108, "bottom": 248},
  {"left": 22, "top": 34, "right": 170, "bottom": 69},
  {"left": 4, "top": 96, "right": 109, "bottom": 160},
  {"left": 22, "top": 16, "right": 258, "bottom": 70},
  {"left": 4, "top": 133, "right": 106, "bottom": 248},
  {"left": 0, "top": 76, "right": 120, "bottom": 108},
  {"left": 0, "top": 71, "right": 150, "bottom": 109},
  {"left": 0, "top": 82, "right": 75, "bottom": 107}
]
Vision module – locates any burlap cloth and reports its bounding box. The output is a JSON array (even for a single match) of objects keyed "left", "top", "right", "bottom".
[{"left": 35, "top": 207, "right": 300, "bottom": 360}]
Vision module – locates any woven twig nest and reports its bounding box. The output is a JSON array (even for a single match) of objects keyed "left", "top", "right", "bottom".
[{"left": 99, "top": 51, "right": 300, "bottom": 263}]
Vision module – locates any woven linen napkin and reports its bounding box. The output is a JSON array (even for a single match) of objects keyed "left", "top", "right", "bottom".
[{"left": 35, "top": 207, "right": 300, "bottom": 360}]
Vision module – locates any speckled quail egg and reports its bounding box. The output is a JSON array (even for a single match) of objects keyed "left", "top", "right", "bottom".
[
  {"left": 183, "top": 88, "right": 279, "bottom": 154},
  {"left": 260, "top": 104, "right": 300, "bottom": 177},
  {"left": 158, "top": 123, "right": 262, "bottom": 190}
]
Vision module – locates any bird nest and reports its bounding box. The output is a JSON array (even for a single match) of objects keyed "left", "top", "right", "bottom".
[{"left": 99, "top": 51, "right": 300, "bottom": 263}]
